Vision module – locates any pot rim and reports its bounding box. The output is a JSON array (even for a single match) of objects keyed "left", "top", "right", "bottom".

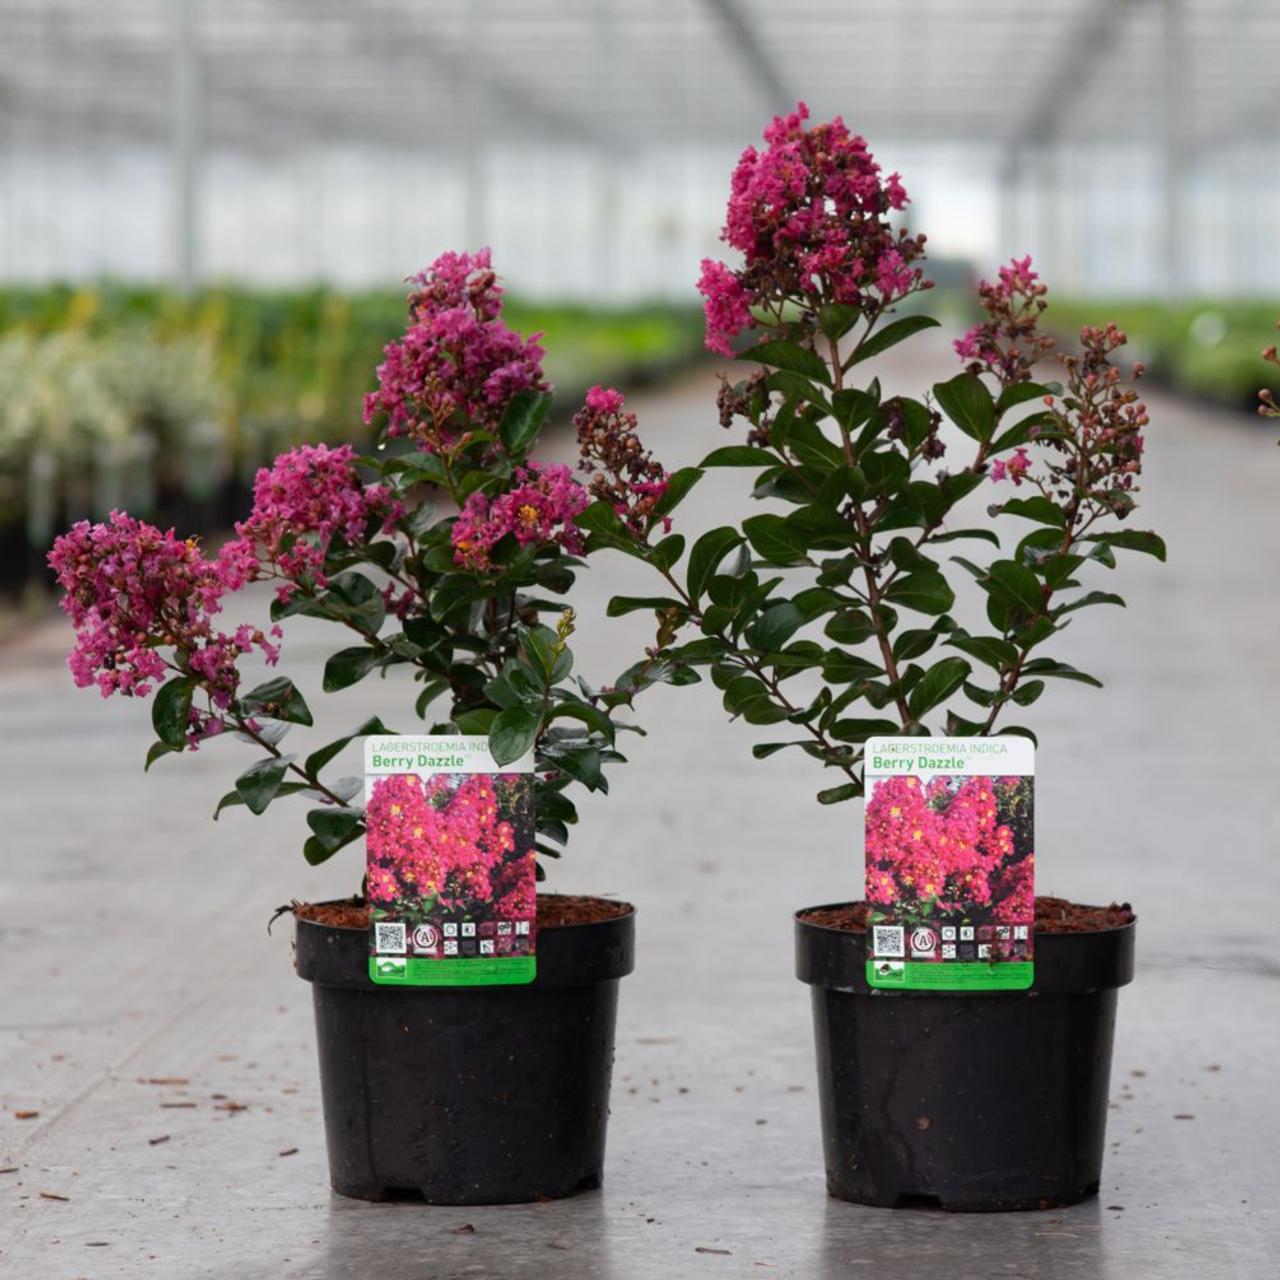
[
  {"left": 294, "top": 891, "right": 636, "bottom": 934},
  {"left": 794, "top": 898, "right": 1137, "bottom": 937}
]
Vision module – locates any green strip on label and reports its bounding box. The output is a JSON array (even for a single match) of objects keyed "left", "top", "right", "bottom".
[
  {"left": 370, "top": 956, "right": 536, "bottom": 987},
  {"left": 866, "top": 960, "right": 1034, "bottom": 991}
]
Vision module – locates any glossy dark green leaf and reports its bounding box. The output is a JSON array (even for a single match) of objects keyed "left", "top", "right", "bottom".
[
  {"left": 498, "top": 388, "right": 552, "bottom": 454},
  {"left": 746, "top": 602, "right": 806, "bottom": 651},
  {"left": 985, "top": 560, "right": 1043, "bottom": 616},
  {"left": 323, "top": 646, "right": 380, "bottom": 693},
  {"left": 906, "top": 657, "right": 971, "bottom": 719},
  {"left": 700, "top": 446, "right": 778, "bottom": 467},
  {"left": 933, "top": 372, "right": 995, "bottom": 442},
  {"left": 1084, "top": 529, "right": 1167, "bottom": 561},
  {"left": 152, "top": 676, "right": 195, "bottom": 749},
  {"left": 304, "top": 716, "right": 392, "bottom": 778},
  {"left": 884, "top": 571, "right": 954, "bottom": 616},
  {"left": 742, "top": 514, "right": 809, "bottom": 565},
  {"left": 740, "top": 338, "right": 832, "bottom": 386},
  {"left": 239, "top": 676, "right": 314, "bottom": 726},
  {"left": 817, "top": 782, "right": 862, "bottom": 804},
  {"left": 652, "top": 466, "right": 702, "bottom": 517},
  {"left": 997, "top": 496, "right": 1067, "bottom": 528},
  {"left": 687, "top": 527, "right": 745, "bottom": 600},
  {"left": 234, "top": 756, "right": 292, "bottom": 815},
  {"left": 850, "top": 315, "right": 940, "bottom": 365},
  {"left": 490, "top": 706, "right": 540, "bottom": 765},
  {"left": 306, "top": 806, "right": 363, "bottom": 853}
]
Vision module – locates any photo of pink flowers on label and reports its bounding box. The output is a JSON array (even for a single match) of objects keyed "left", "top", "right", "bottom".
[
  {"left": 364, "top": 736, "right": 536, "bottom": 986},
  {"left": 864, "top": 737, "right": 1034, "bottom": 991}
]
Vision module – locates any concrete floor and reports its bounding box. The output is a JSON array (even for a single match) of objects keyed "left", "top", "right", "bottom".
[{"left": 2, "top": 339, "right": 1278, "bottom": 1279}]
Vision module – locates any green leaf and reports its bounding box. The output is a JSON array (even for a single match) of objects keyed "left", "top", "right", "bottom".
[
  {"left": 850, "top": 315, "right": 940, "bottom": 365},
  {"left": 740, "top": 338, "right": 832, "bottom": 386},
  {"left": 700, "top": 446, "right": 777, "bottom": 467},
  {"left": 818, "top": 303, "right": 861, "bottom": 341},
  {"left": 652, "top": 467, "right": 702, "bottom": 517},
  {"left": 907, "top": 657, "right": 971, "bottom": 719},
  {"left": 490, "top": 706, "right": 540, "bottom": 765},
  {"left": 996, "top": 381, "right": 1057, "bottom": 412},
  {"left": 649, "top": 533, "right": 685, "bottom": 572},
  {"left": 498, "top": 388, "right": 552, "bottom": 454},
  {"left": 607, "top": 595, "right": 681, "bottom": 617},
  {"left": 1020, "top": 658, "right": 1103, "bottom": 687},
  {"left": 746, "top": 602, "right": 806, "bottom": 651},
  {"left": 1084, "top": 530, "right": 1167, "bottom": 561},
  {"left": 884, "top": 571, "right": 954, "bottom": 616},
  {"left": 997, "top": 496, "right": 1067, "bottom": 528},
  {"left": 947, "top": 633, "right": 1018, "bottom": 670},
  {"left": 1011, "top": 680, "right": 1045, "bottom": 706},
  {"left": 575, "top": 500, "right": 627, "bottom": 537},
  {"left": 687, "top": 527, "right": 745, "bottom": 600},
  {"left": 238, "top": 676, "right": 314, "bottom": 726},
  {"left": 986, "top": 560, "right": 1044, "bottom": 616},
  {"left": 828, "top": 717, "right": 899, "bottom": 743},
  {"left": 817, "top": 782, "right": 862, "bottom": 805},
  {"left": 1054, "top": 590, "right": 1126, "bottom": 617},
  {"left": 213, "top": 780, "right": 308, "bottom": 819},
  {"left": 144, "top": 741, "right": 179, "bottom": 771},
  {"left": 933, "top": 373, "right": 996, "bottom": 442},
  {"left": 454, "top": 708, "right": 498, "bottom": 733},
  {"left": 323, "top": 647, "right": 380, "bottom": 693},
  {"left": 152, "top": 677, "right": 195, "bottom": 749},
  {"left": 822, "top": 650, "right": 882, "bottom": 684},
  {"left": 546, "top": 701, "right": 616, "bottom": 742},
  {"left": 306, "top": 806, "right": 364, "bottom": 854},
  {"left": 742, "top": 514, "right": 809, "bottom": 565},
  {"left": 235, "top": 756, "right": 292, "bottom": 815},
  {"left": 305, "top": 716, "right": 392, "bottom": 778}
]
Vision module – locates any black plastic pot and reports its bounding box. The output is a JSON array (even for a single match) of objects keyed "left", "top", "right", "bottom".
[
  {"left": 796, "top": 903, "right": 1135, "bottom": 1212},
  {"left": 295, "top": 896, "right": 635, "bottom": 1204}
]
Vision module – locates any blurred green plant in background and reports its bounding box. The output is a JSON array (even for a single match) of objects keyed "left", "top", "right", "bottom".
[
  {"left": 0, "top": 285, "right": 703, "bottom": 595},
  {"left": 1047, "top": 299, "right": 1280, "bottom": 414}
]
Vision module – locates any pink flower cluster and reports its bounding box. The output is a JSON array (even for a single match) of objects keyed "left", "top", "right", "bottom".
[
  {"left": 451, "top": 462, "right": 588, "bottom": 572},
  {"left": 48, "top": 511, "right": 280, "bottom": 739},
  {"left": 365, "top": 772, "right": 536, "bottom": 919},
  {"left": 225, "top": 444, "right": 400, "bottom": 599},
  {"left": 697, "top": 102, "right": 927, "bottom": 355},
  {"left": 574, "top": 385, "right": 671, "bottom": 538},
  {"left": 865, "top": 774, "right": 1033, "bottom": 925},
  {"left": 362, "top": 249, "right": 548, "bottom": 451},
  {"left": 953, "top": 254, "right": 1054, "bottom": 387},
  {"left": 990, "top": 446, "right": 1031, "bottom": 486}
]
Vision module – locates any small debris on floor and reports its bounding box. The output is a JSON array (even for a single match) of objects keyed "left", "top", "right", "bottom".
[
  {"left": 161, "top": 1103, "right": 196, "bottom": 1110},
  {"left": 1174, "top": 1113, "right": 1196, "bottom": 1120},
  {"left": 1107, "top": 1204, "right": 1125, "bottom": 1211},
  {"left": 38, "top": 1191, "right": 69, "bottom": 1201},
  {"left": 915, "top": 1115, "right": 932, "bottom": 1130},
  {"left": 696, "top": 1245, "right": 732, "bottom": 1255},
  {"left": 142, "top": 1077, "right": 189, "bottom": 1086},
  {"left": 147, "top": 1135, "right": 170, "bottom": 1146},
  {"left": 0, "top": 1167, "right": 19, "bottom": 1175},
  {"left": 13, "top": 1110, "right": 39, "bottom": 1120},
  {"left": 277, "top": 1148, "right": 298, "bottom": 1158},
  {"left": 453, "top": 1223, "right": 475, "bottom": 1234}
]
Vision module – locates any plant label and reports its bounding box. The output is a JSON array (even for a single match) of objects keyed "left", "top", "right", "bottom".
[
  {"left": 364, "top": 735, "right": 536, "bottom": 986},
  {"left": 864, "top": 737, "right": 1034, "bottom": 991}
]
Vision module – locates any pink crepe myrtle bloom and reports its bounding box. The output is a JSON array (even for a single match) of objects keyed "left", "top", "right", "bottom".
[
  {"left": 450, "top": 462, "right": 588, "bottom": 572},
  {"left": 47, "top": 511, "right": 281, "bottom": 740},
  {"left": 697, "top": 102, "right": 928, "bottom": 354},
  {"left": 990, "top": 447, "right": 1031, "bottom": 486},
  {"left": 225, "top": 443, "right": 401, "bottom": 598},
  {"left": 574, "top": 386, "right": 673, "bottom": 538},
  {"left": 363, "top": 248, "right": 548, "bottom": 452}
]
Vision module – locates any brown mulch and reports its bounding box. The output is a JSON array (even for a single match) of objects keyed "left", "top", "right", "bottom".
[
  {"left": 801, "top": 896, "right": 1135, "bottom": 935},
  {"left": 294, "top": 894, "right": 632, "bottom": 931}
]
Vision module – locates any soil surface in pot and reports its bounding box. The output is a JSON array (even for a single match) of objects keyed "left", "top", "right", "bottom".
[
  {"left": 801, "top": 896, "right": 1133, "bottom": 934},
  {"left": 293, "top": 895, "right": 632, "bottom": 931}
]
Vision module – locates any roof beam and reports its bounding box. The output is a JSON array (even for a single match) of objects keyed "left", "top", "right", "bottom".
[
  {"left": 1009, "top": 0, "right": 1140, "bottom": 151},
  {"left": 701, "top": 0, "right": 794, "bottom": 115}
]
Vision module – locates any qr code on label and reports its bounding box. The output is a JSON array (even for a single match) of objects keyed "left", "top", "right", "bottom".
[
  {"left": 872, "top": 925, "right": 904, "bottom": 958},
  {"left": 375, "top": 922, "right": 406, "bottom": 955}
]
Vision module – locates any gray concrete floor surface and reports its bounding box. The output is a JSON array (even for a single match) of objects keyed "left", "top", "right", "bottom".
[{"left": 2, "top": 340, "right": 1277, "bottom": 1278}]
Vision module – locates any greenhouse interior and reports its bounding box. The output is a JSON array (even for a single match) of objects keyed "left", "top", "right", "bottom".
[{"left": 1, "top": 2, "right": 1275, "bottom": 1278}]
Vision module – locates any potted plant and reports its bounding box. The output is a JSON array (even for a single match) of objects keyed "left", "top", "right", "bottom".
[
  {"left": 46, "top": 249, "right": 694, "bottom": 1205},
  {"left": 595, "top": 104, "right": 1159, "bottom": 1211}
]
